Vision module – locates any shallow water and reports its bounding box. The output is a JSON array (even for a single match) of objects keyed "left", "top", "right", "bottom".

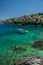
[
  {"left": 0, "top": 25, "right": 43, "bottom": 51},
  {"left": 0, "top": 24, "right": 43, "bottom": 64}
]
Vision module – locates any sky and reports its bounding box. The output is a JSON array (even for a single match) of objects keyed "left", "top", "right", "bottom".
[{"left": 0, "top": 0, "right": 43, "bottom": 20}]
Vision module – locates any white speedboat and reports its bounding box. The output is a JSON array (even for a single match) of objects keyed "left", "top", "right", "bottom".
[{"left": 17, "top": 29, "right": 28, "bottom": 34}]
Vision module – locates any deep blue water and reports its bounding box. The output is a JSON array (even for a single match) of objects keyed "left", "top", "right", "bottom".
[{"left": 0, "top": 24, "right": 43, "bottom": 36}]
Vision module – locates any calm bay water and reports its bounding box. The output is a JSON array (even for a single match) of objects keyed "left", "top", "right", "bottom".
[{"left": 0, "top": 24, "right": 43, "bottom": 56}]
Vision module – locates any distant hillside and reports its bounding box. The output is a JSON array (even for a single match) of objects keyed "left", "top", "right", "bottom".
[
  {"left": 2, "top": 13, "right": 43, "bottom": 25},
  {"left": 0, "top": 20, "right": 2, "bottom": 24}
]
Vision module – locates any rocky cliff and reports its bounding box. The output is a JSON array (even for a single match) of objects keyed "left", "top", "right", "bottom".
[{"left": 2, "top": 13, "right": 43, "bottom": 25}]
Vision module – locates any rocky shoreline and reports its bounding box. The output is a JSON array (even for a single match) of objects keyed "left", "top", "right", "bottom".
[
  {"left": 14, "top": 56, "right": 43, "bottom": 65},
  {"left": 2, "top": 13, "right": 43, "bottom": 25}
]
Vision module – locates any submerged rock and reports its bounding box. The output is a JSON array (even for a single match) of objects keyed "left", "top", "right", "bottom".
[
  {"left": 13, "top": 46, "right": 27, "bottom": 53},
  {"left": 32, "top": 40, "right": 43, "bottom": 50}
]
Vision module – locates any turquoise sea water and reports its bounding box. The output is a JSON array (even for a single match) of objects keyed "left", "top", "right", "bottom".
[
  {"left": 0, "top": 24, "right": 43, "bottom": 65},
  {"left": 0, "top": 25, "right": 43, "bottom": 52}
]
